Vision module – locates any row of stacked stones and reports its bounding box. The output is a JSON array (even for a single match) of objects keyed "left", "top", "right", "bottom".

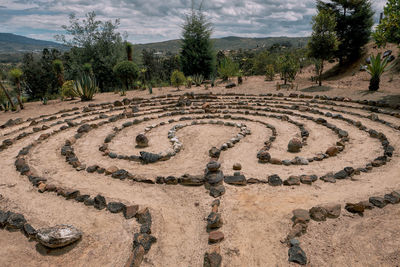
[
  {"left": 204, "top": 199, "right": 223, "bottom": 267},
  {"left": 286, "top": 189, "right": 400, "bottom": 265},
  {"left": 15, "top": 138, "right": 156, "bottom": 266},
  {"left": 0, "top": 209, "right": 82, "bottom": 249},
  {"left": 286, "top": 204, "right": 341, "bottom": 265}
]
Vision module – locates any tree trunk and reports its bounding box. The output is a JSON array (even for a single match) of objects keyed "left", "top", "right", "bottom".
[
  {"left": 16, "top": 81, "right": 24, "bottom": 109},
  {"left": 319, "top": 60, "right": 324, "bottom": 87},
  {"left": 0, "top": 81, "right": 16, "bottom": 110},
  {"left": 369, "top": 76, "right": 380, "bottom": 91}
]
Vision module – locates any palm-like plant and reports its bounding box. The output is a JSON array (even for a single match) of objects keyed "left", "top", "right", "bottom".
[
  {"left": 367, "top": 53, "right": 392, "bottom": 91},
  {"left": 72, "top": 73, "right": 98, "bottom": 101},
  {"left": 192, "top": 74, "right": 204, "bottom": 87}
]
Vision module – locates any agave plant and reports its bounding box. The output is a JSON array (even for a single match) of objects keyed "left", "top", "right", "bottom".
[
  {"left": 72, "top": 73, "right": 98, "bottom": 101},
  {"left": 367, "top": 53, "right": 392, "bottom": 91},
  {"left": 193, "top": 74, "right": 204, "bottom": 87}
]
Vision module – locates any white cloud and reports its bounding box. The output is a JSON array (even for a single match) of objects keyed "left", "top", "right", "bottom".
[{"left": 0, "top": 0, "right": 389, "bottom": 43}]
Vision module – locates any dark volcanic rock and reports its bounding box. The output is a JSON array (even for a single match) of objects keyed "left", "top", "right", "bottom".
[
  {"left": 133, "top": 233, "right": 157, "bottom": 252},
  {"left": 345, "top": 202, "right": 365, "bottom": 214},
  {"left": 291, "top": 209, "right": 310, "bottom": 224},
  {"left": 140, "top": 151, "right": 161, "bottom": 164},
  {"left": 123, "top": 205, "right": 139, "bottom": 219},
  {"left": 23, "top": 224, "right": 37, "bottom": 237},
  {"left": 94, "top": 194, "right": 107, "bottom": 210},
  {"left": 209, "top": 147, "right": 221, "bottom": 158},
  {"left": 268, "top": 174, "right": 282, "bottom": 186},
  {"left": 207, "top": 212, "right": 223, "bottom": 229},
  {"left": 369, "top": 197, "right": 387, "bottom": 208},
  {"left": 288, "top": 245, "right": 307, "bottom": 265},
  {"left": 179, "top": 175, "right": 204, "bottom": 186},
  {"left": 283, "top": 176, "right": 300, "bottom": 186},
  {"left": 334, "top": 170, "right": 348, "bottom": 179},
  {"left": 6, "top": 213, "right": 26, "bottom": 229},
  {"left": 210, "top": 185, "right": 225, "bottom": 198},
  {"left": 111, "top": 169, "right": 130, "bottom": 180},
  {"left": 224, "top": 174, "right": 246, "bottom": 185},
  {"left": 257, "top": 149, "right": 271, "bottom": 163},
  {"left": 204, "top": 252, "right": 222, "bottom": 267},
  {"left": 107, "top": 202, "right": 125, "bottom": 213}
]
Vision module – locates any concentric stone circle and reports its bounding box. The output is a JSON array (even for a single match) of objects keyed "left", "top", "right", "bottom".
[{"left": 1, "top": 91, "right": 400, "bottom": 266}]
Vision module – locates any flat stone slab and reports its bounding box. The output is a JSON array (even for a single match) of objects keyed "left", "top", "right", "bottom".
[{"left": 36, "top": 224, "right": 82, "bottom": 248}]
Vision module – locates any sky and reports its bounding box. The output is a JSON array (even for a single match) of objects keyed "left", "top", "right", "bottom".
[{"left": 0, "top": 0, "right": 388, "bottom": 44}]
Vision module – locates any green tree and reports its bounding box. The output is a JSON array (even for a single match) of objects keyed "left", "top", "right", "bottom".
[
  {"left": 277, "top": 53, "right": 299, "bottom": 85},
  {"left": 56, "top": 11, "right": 125, "bottom": 91},
  {"left": 308, "top": 10, "right": 339, "bottom": 86},
  {"left": 367, "top": 53, "right": 392, "bottom": 91},
  {"left": 113, "top": 61, "right": 139, "bottom": 95},
  {"left": 53, "top": 59, "right": 64, "bottom": 88},
  {"left": 126, "top": 42, "right": 133, "bottom": 61},
  {"left": 9, "top": 68, "right": 24, "bottom": 109},
  {"left": 218, "top": 57, "right": 239, "bottom": 81},
  {"left": 373, "top": 0, "right": 400, "bottom": 47},
  {"left": 171, "top": 70, "right": 186, "bottom": 89},
  {"left": 180, "top": 4, "right": 215, "bottom": 78},
  {"left": 318, "top": 0, "right": 374, "bottom": 64},
  {"left": 265, "top": 64, "right": 275, "bottom": 81}
]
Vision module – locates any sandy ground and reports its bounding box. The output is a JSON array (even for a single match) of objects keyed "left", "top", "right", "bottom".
[{"left": 1, "top": 46, "right": 400, "bottom": 267}]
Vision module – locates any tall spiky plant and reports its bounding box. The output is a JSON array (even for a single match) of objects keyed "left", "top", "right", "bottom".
[
  {"left": 52, "top": 59, "right": 64, "bottom": 88},
  {"left": 72, "top": 73, "right": 98, "bottom": 101},
  {"left": 366, "top": 53, "right": 391, "bottom": 91}
]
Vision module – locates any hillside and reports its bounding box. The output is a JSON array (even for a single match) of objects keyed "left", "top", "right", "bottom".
[
  {"left": 134, "top": 36, "right": 309, "bottom": 53},
  {"left": 0, "top": 33, "right": 66, "bottom": 53}
]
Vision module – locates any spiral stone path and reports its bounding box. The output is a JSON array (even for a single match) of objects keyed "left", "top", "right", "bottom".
[{"left": 1, "top": 92, "right": 400, "bottom": 266}]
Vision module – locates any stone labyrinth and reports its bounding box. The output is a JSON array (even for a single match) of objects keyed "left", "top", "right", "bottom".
[{"left": 1, "top": 92, "right": 400, "bottom": 266}]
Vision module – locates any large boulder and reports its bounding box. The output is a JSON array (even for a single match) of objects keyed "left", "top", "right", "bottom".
[{"left": 36, "top": 225, "right": 82, "bottom": 248}]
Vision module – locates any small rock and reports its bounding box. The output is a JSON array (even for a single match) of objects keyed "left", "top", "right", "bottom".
[
  {"left": 292, "top": 209, "right": 310, "bottom": 224},
  {"left": 207, "top": 161, "right": 221, "bottom": 172},
  {"left": 23, "top": 224, "right": 37, "bottom": 237},
  {"left": 207, "top": 212, "right": 223, "bottom": 229},
  {"left": 105, "top": 166, "right": 118, "bottom": 175},
  {"left": 204, "top": 251, "right": 222, "bottom": 267},
  {"left": 309, "top": 206, "right": 327, "bottom": 221},
  {"left": 224, "top": 174, "right": 246, "bottom": 186},
  {"left": 283, "top": 176, "right": 300, "bottom": 186},
  {"left": 345, "top": 202, "right": 365, "bottom": 214},
  {"left": 326, "top": 146, "right": 339, "bottom": 156},
  {"left": 107, "top": 202, "right": 125, "bottom": 213},
  {"left": 268, "top": 174, "right": 282, "bottom": 186},
  {"left": 133, "top": 233, "right": 157, "bottom": 252},
  {"left": 94, "top": 194, "right": 107, "bottom": 210},
  {"left": 36, "top": 224, "right": 82, "bottom": 248},
  {"left": 136, "top": 134, "right": 149, "bottom": 148},
  {"left": 123, "top": 205, "right": 139, "bottom": 219},
  {"left": 288, "top": 245, "right": 307, "bottom": 265},
  {"left": 323, "top": 204, "right": 341, "bottom": 218},
  {"left": 233, "top": 163, "right": 242, "bottom": 170},
  {"left": 288, "top": 138, "right": 302, "bottom": 153},
  {"left": 257, "top": 149, "right": 271, "bottom": 163},
  {"left": 6, "top": 213, "right": 26, "bottom": 229},
  {"left": 369, "top": 197, "right": 387, "bottom": 208},
  {"left": 209, "top": 231, "right": 224, "bottom": 243},
  {"left": 209, "top": 147, "right": 221, "bottom": 158},
  {"left": 210, "top": 185, "right": 225, "bottom": 198},
  {"left": 385, "top": 193, "right": 400, "bottom": 204}
]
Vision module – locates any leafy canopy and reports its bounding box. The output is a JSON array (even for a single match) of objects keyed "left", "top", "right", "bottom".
[{"left": 373, "top": 0, "right": 400, "bottom": 46}]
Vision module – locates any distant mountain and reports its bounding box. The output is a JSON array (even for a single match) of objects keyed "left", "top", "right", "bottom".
[
  {"left": 134, "top": 36, "right": 310, "bottom": 54},
  {"left": 0, "top": 33, "right": 66, "bottom": 54}
]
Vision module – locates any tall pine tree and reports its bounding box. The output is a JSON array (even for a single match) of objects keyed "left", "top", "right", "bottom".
[
  {"left": 317, "top": 0, "right": 374, "bottom": 65},
  {"left": 180, "top": 4, "right": 215, "bottom": 78}
]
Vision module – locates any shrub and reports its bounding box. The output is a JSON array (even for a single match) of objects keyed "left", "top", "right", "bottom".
[
  {"left": 113, "top": 61, "right": 139, "bottom": 95},
  {"left": 61, "top": 80, "right": 77, "bottom": 100},
  {"left": 265, "top": 64, "right": 275, "bottom": 81},
  {"left": 171, "top": 70, "right": 186, "bottom": 89},
  {"left": 192, "top": 74, "right": 204, "bottom": 86},
  {"left": 218, "top": 57, "right": 239, "bottom": 81},
  {"left": 367, "top": 53, "right": 392, "bottom": 91},
  {"left": 277, "top": 54, "right": 299, "bottom": 84},
  {"left": 186, "top": 77, "right": 193, "bottom": 88},
  {"left": 72, "top": 73, "right": 98, "bottom": 101}
]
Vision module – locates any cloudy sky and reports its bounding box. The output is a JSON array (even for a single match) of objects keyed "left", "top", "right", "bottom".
[{"left": 0, "top": 0, "right": 387, "bottom": 44}]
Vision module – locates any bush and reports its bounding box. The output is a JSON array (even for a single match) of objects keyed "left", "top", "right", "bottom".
[
  {"left": 192, "top": 74, "right": 204, "bottom": 86},
  {"left": 265, "top": 64, "right": 275, "bottom": 81},
  {"left": 72, "top": 73, "right": 98, "bottom": 101},
  {"left": 218, "top": 57, "right": 239, "bottom": 81},
  {"left": 277, "top": 54, "right": 299, "bottom": 84},
  {"left": 61, "top": 80, "right": 77, "bottom": 100},
  {"left": 113, "top": 61, "right": 139, "bottom": 94},
  {"left": 186, "top": 77, "right": 193, "bottom": 88},
  {"left": 170, "top": 70, "right": 186, "bottom": 89}
]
